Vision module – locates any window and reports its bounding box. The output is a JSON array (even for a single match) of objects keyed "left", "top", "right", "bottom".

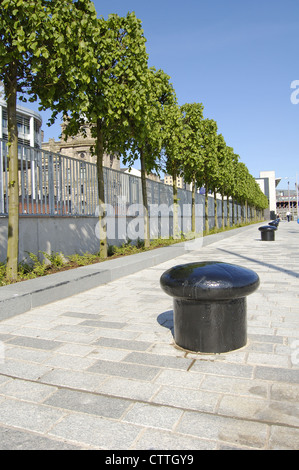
[{"left": 17, "top": 115, "right": 30, "bottom": 135}]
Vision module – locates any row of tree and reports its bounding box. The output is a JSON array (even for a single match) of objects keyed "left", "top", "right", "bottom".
[{"left": 0, "top": 0, "right": 268, "bottom": 280}]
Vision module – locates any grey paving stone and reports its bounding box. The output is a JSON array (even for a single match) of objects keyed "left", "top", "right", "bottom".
[
  {"left": 152, "top": 386, "right": 219, "bottom": 413},
  {"left": 255, "top": 366, "right": 299, "bottom": 384},
  {"left": 247, "top": 352, "right": 289, "bottom": 367},
  {"left": 122, "top": 403, "right": 183, "bottom": 430},
  {"left": 5, "top": 345, "right": 52, "bottom": 364},
  {"left": 0, "top": 425, "right": 86, "bottom": 450},
  {"left": 6, "top": 336, "right": 63, "bottom": 351},
  {"left": 93, "top": 337, "right": 152, "bottom": 351},
  {"left": 44, "top": 388, "right": 131, "bottom": 419},
  {"left": 0, "top": 377, "right": 56, "bottom": 403},
  {"left": 0, "top": 398, "right": 64, "bottom": 433},
  {"left": 40, "top": 369, "right": 107, "bottom": 392},
  {"left": 43, "top": 353, "right": 97, "bottom": 371},
  {"left": 248, "top": 334, "right": 284, "bottom": 344},
  {"left": 269, "top": 425, "right": 299, "bottom": 450},
  {"left": 122, "top": 352, "right": 193, "bottom": 370},
  {"left": 63, "top": 311, "right": 104, "bottom": 319},
  {"left": 218, "top": 394, "right": 299, "bottom": 426},
  {"left": 0, "top": 359, "right": 51, "bottom": 381},
  {"left": 97, "top": 377, "right": 159, "bottom": 401},
  {"left": 270, "top": 382, "right": 299, "bottom": 402},
  {"left": 49, "top": 413, "right": 142, "bottom": 449},
  {"left": 0, "top": 223, "right": 298, "bottom": 449},
  {"left": 0, "top": 334, "right": 14, "bottom": 343},
  {"left": 176, "top": 411, "right": 269, "bottom": 449},
  {"left": 133, "top": 428, "right": 217, "bottom": 450},
  {"left": 87, "top": 359, "right": 161, "bottom": 381},
  {"left": 190, "top": 360, "right": 254, "bottom": 378},
  {"left": 80, "top": 320, "right": 127, "bottom": 329},
  {"left": 199, "top": 375, "right": 268, "bottom": 398},
  {"left": 153, "top": 369, "right": 204, "bottom": 389}
]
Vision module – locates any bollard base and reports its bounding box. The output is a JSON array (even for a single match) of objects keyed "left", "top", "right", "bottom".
[
  {"left": 173, "top": 297, "right": 247, "bottom": 354},
  {"left": 261, "top": 231, "right": 275, "bottom": 241},
  {"left": 259, "top": 225, "right": 276, "bottom": 241}
]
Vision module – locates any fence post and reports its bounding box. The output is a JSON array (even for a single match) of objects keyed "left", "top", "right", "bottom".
[{"left": 48, "top": 153, "right": 55, "bottom": 216}]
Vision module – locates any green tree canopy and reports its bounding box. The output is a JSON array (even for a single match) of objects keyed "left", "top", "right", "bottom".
[
  {"left": 0, "top": 0, "right": 98, "bottom": 279},
  {"left": 59, "top": 12, "right": 150, "bottom": 256},
  {"left": 123, "top": 67, "right": 177, "bottom": 246}
]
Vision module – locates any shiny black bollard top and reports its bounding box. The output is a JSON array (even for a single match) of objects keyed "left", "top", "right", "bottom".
[
  {"left": 269, "top": 220, "right": 279, "bottom": 227},
  {"left": 160, "top": 261, "right": 260, "bottom": 354}
]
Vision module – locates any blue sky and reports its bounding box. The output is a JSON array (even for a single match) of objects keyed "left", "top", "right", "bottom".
[{"left": 32, "top": 0, "right": 299, "bottom": 190}]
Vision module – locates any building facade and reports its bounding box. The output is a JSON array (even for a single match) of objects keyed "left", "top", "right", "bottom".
[
  {"left": 276, "top": 189, "right": 298, "bottom": 220},
  {"left": 255, "top": 171, "right": 280, "bottom": 219},
  {"left": 42, "top": 122, "right": 120, "bottom": 171},
  {"left": 0, "top": 98, "right": 43, "bottom": 148},
  {"left": 163, "top": 174, "right": 190, "bottom": 190}
]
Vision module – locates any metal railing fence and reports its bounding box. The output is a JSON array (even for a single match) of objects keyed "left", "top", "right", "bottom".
[{"left": 0, "top": 139, "right": 206, "bottom": 217}]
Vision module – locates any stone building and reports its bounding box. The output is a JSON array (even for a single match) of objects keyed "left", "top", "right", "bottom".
[
  {"left": 42, "top": 121, "right": 120, "bottom": 170},
  {"left": 163, "top": 174, "right": 191, "bottom": 190}
]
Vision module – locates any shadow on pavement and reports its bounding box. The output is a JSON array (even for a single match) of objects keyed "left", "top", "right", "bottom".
[
  {"left": 157, "top": 310, "right": 174, "bottom": 337},
  {"left": 218, "top": 248, "right": 299, "bottom": 279}
]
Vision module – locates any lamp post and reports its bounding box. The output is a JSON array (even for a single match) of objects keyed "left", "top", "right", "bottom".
[{"left": 280, "top": 176, "right": 295, "bottom": 220}]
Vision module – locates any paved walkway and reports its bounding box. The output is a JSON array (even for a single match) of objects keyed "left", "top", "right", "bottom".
[{"left": 0, "top": 221, "right": 298, "bottom": 450}]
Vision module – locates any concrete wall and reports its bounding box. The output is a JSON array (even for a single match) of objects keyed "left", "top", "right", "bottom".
[
  {"left": 0, "top": 217, "right": 100, "bottom": 263},
  {"left": 0, "top": 214, "right": 198, "bottom": 262},
  {"left": 0, "top": 195, "right": 248, "bottom": 263}
]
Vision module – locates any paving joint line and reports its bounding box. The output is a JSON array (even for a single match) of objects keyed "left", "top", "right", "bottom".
[
  {"left": 0, "top": 223, "right": 262, "bottom": 321},
  {"left": 1, "top": 367, "right": 298, "bottom": 433}
]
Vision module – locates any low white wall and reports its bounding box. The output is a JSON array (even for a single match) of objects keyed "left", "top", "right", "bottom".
[
  {"left": 0, "top": 217, "right": 100, "bottom": 263},
  {"left": 0, "top": 214, "right": 196, "bottom": 263},
  {"left": 0, "top": 198, "right": 248, "bottom": 263}
]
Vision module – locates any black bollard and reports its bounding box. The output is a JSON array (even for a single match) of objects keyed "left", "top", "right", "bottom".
[
  {"left": 160, "top": 261, "right": 260, "bottom": 354},
  {"left": 269, "top": 220, "right": 279, "bottom": 228},
  {"left": 259, "top": 225, "right": 277, "bottom": 241}
]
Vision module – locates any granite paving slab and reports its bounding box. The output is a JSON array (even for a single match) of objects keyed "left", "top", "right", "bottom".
[{"left": 0, "top": 221, "right": 298, "bottom": 450}]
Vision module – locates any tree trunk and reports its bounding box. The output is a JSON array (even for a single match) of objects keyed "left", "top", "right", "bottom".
[
  {"left": 96, "top": 119, "right": 107, "bottom": 258},
  {"left": 140, "top": 147, "right": 150, "bottom": 248},
  {"left": 205, "top": 186, "right": 209, "bottom": 233},
  {"left": 214, "top": 189, "right": 218, "bottom": 230},
  {"left": 172, "top": 171, "right": 179, "bottom": 239},
  {"left": 227, "top": 196, "right": 230, "bottom": 228},
  {"left": 232, "top": 198, "right": 235, "bottom": 226},
  {"left": 5, "top": 69, "right": 19, "bottom": 281},
  {"left": 221, "top": 193, "right": 225, "bottom": 229},
  {"left": 191, "top": 180, "right": 196, "bottom": 234}
]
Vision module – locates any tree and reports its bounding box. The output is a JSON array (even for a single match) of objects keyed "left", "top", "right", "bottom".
[
  {"left": 235, "top": 162, "right": 250, "bottom": 222},
  {"left": 217, "top": 143, "right": 235, "bottom": 228},
  {"left": 214, "top": 134, "right": 227, "bottom": 229},
  {"left": 161, "top": 102, "right": 183, "bottom": 238},
  {"left": 195, "top": 118, "right": 218, "bottom": 233},
  {"left": 0, "top": 0, "right": 98, "bottom": 279},
  {"left": 230, "top": 152, "right": 241, "bottom": 224},
  {"left": 179, "top": 103, "right": 204, "bottom": 234},
  {"left": 60, "top": 12, "right": 149, "bottom": 256},
  {"left": 124, "top": 68, "right": 177, "bottom": 246}
]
